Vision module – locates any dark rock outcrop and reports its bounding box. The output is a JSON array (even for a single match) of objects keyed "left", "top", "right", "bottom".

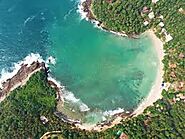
[{"left": 82, "top": 0, "right": 95, "bottom": 20}]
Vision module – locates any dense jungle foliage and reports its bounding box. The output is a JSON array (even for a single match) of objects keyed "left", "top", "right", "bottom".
[{"left": 92, "top": 0, "right": 152, "bottom": 34}]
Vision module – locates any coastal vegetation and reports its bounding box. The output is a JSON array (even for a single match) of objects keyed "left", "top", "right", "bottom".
[
  {"left": 0, "top": 71, "right": 57, "bottom": 138},
  {"left": 92, "top": 0, "right": 152, "bottom": 35},
  {"left": 152, "top": 0, "right": 185, "bottom": 85}
]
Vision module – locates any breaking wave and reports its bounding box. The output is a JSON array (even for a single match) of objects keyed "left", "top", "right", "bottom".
[
  {"left": 0, "top": 53, "right": 56, "bottom": 88},
  {"left": 77, "top": 0, "right": 88, "bottom": 20},
  {"left": 76, "top": 0, "right": 127, "bottom": 37},
  {"left": 0, "top": 53, "right": 130, "bottom": 123},
  {"left": 0, "top": 53, "right": 44, "bottom": 88},
  {"left": 47, "top": 75, "right": 90, "bottom": 112}
]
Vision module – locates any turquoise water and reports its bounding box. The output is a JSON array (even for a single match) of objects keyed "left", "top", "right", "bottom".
[{"left": 0, "top": 0, "right": 159, "bottom": 124}]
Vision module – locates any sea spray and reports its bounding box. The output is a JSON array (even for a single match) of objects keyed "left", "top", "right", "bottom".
[
  {"left": 77, "top": 0, "right": 88, "bottom": 20},
  {"left": 0, "top": 0, "right": 160, "bottom": 127},
  {"left": 24, "top": 15, "right": 36, "bottom": 26},
  {"left": 62, "top": 88, "right": 90, "bottom": 112},
  {"left": 0, "top": 53, "right": 44, "bottom": 88},
  {"left": 64, "top": 8, "right": 75, "bottom": 20},
  {"left": 82, "top": 108, "right": 127, "bottom": 124},
  {"left": 47, "top": 75, "right": 90, "bottom": 112}
]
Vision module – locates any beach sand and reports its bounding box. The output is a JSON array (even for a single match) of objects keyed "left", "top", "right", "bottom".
[{"left": 133, "top": 30, "right": 164, "bottom": 116}]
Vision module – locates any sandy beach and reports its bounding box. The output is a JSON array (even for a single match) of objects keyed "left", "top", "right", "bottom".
[{"left": 133, "top": 30, "right": 164, "bottom": 116}]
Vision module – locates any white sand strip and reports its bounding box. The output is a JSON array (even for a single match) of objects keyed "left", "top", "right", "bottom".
[{"left": 133, "top": 30, "right": 164, "bottom": 116}]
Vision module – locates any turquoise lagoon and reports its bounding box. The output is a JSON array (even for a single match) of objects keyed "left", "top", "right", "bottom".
[{"left": 0, "top": 0, "right": 159, "bottom": 124}]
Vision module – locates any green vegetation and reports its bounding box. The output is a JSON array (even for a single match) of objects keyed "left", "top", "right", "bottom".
[
  {"left": 0, "top": 71, "right": 100, "bottom": 139},
  {"left": 152, "top": 0, "right": 185, "bottom": 84},
  {"left": 0, "top": 71, "right": 56, "bottom": 138},
  {"left": 92, "top": 0, "right": 152, "bottom": 34}
]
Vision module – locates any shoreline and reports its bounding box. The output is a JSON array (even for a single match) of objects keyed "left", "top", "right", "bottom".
[
  {"left": 0, "top": 62, "right": 46, "bottom": 103},
  {"left": 0, "top": 55, "right": 63, "bottom": 104},
  {"left": 133, "top": 30, "right": 164, "bottom": 116},
  {"left": 0, "top": 66, "right": 43, "bottom": 103}
]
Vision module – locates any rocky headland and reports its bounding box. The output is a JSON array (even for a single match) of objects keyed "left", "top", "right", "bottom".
[
  {"left": 0, "top": 62, "right": 45, "bottom": 101},
  {"left": 0, "top": 61, "right": 63, "bottom": 103}
]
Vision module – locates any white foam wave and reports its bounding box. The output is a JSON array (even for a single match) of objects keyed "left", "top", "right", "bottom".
[
  {"left": 77, "top": 0, "right": 88, "bottom": 20},
  {"left": 47, "top": 76, "right": 90, "bottom": 112},
  {"left": 47, "top": 76, "right": 63, "bottom": 89},
  {"left": 91, "top": 20, "right": 103, "bottom": 29},
  {"left": 103, "top": 108, "right": 125, "bottom": 116},
  {"left": 62, "top": 89, "right": 90, "bottom": 112},
  {"left": 77, "top": 0, "right": 126, "bottom": 38},
  {"left": 0, "top": 53, "right": 43, "bottom": 88},
  {"left": 76, "top": 0, "right": 127, "bottom": 37},
  {"left": 110, "top": 30, "right": 127, "bottom": 37}
]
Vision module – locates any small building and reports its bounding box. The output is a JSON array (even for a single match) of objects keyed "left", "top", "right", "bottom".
[
  {"left": 144, "top": 21, "right": 149, "bottom": 26},
  {"left": 40, "top": 116, "right": 49, "bottom": 125},
  {"left": 179, "top": 53, "right": 184, "bottom": 59},
  {"left": 179, "top": 8, "right": 184, "bottom": 12},
  {"left": 148, "top": 12, "right": 155, "bottom": 19},
  {"left": 159, "top": 15, "right": 164, "bottom": 19},
  {"left": 159, "top": 22, "right": 164, "bottom": 27},
  {"left": 165, "top": 34, "right": 173, "bottom": 42},
  {"left": 142, "top": 6, "right": 150, "bottom": 13}
]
